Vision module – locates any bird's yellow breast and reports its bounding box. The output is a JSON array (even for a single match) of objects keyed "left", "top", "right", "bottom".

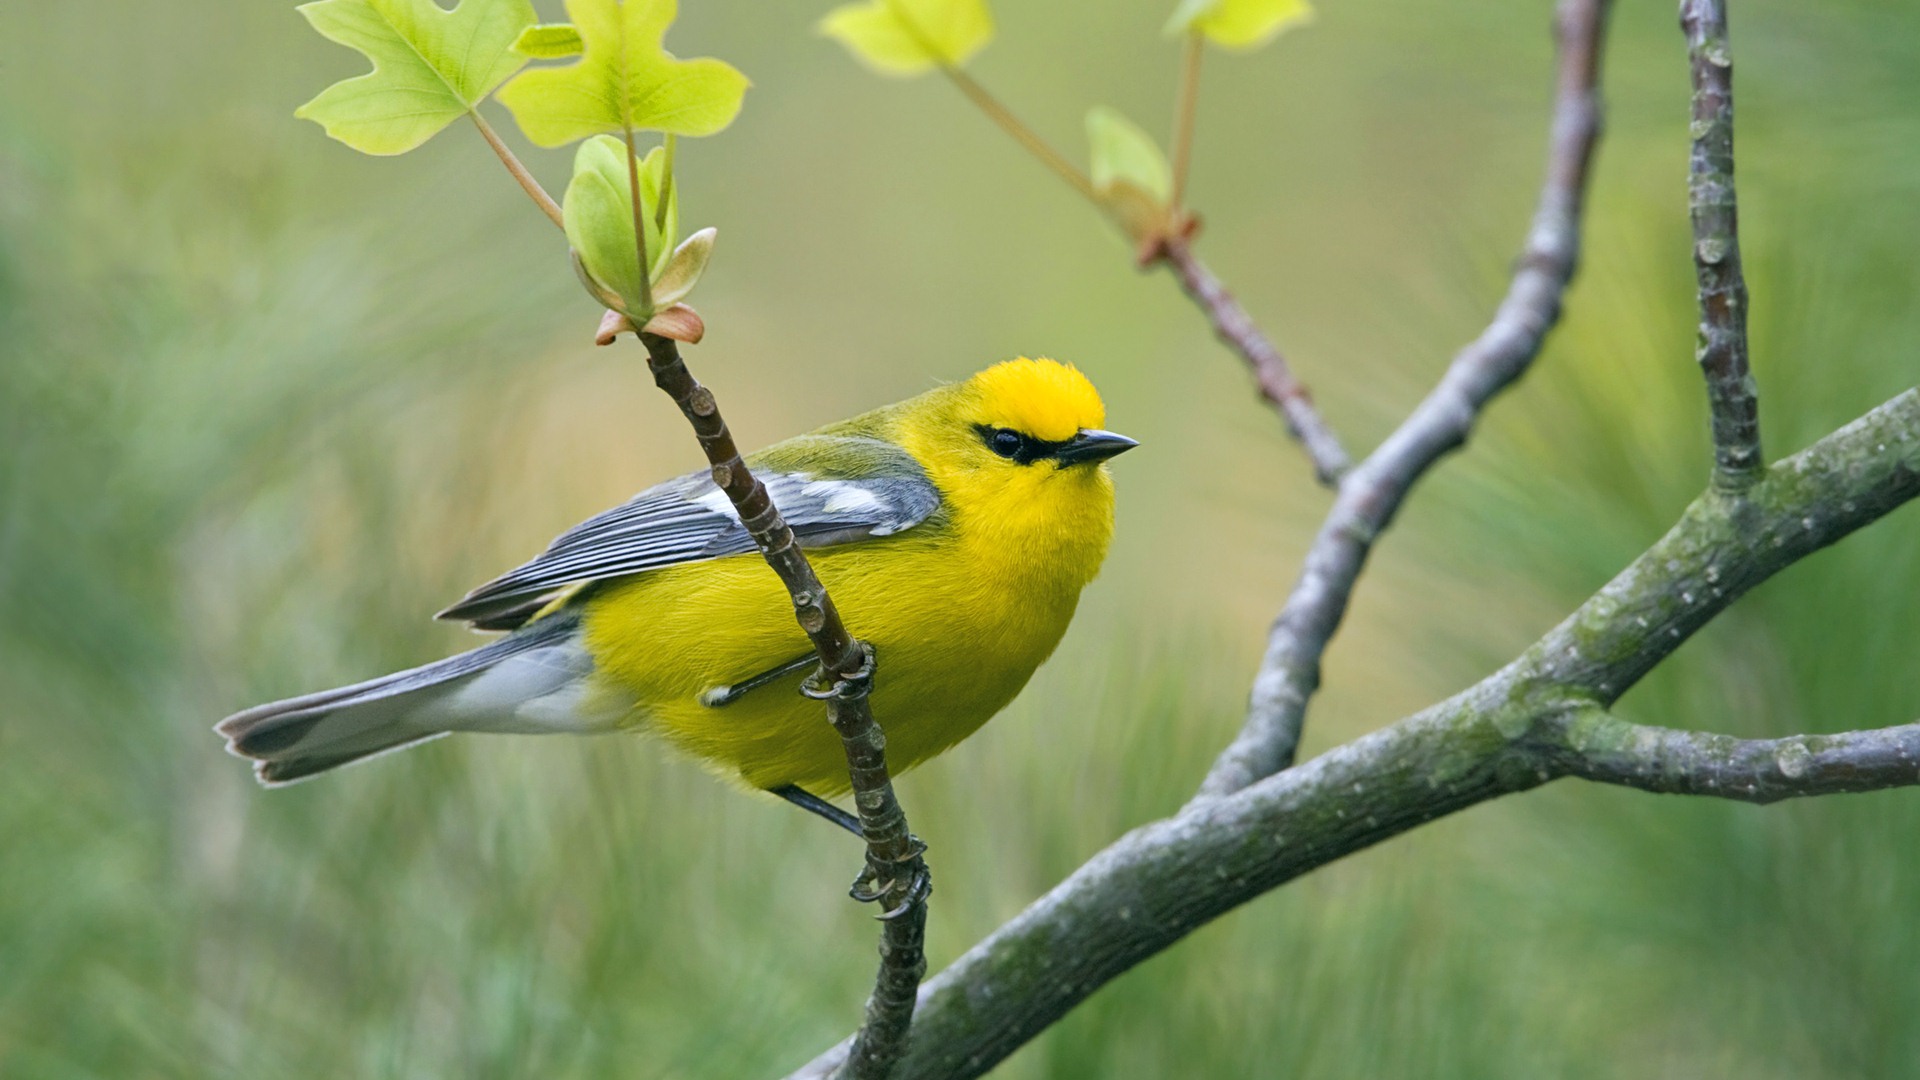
[{"left": 579, "top": 467, "right": 1115, "bottom": 794}]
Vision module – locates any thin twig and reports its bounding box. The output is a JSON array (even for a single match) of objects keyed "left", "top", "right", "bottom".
[
  {"left": 1195, "top": 0, "right": 1613, "bottom": 798},
  {"left": 466, "top": 110, "right": 564, "bottom": 229},
  {"left": 941, "top": 65, "right": 1097, "bottom": 201},
  {"left": 873, "top": 0, "right": 1097, "bottom": 202},
  {"left": 787, "top": 386, "right": 1920, "bottom": 1080},
  {"left": 917, "top": 39, "right": 1346, "bottom": 481},
  {"left": 1169, "top": 33, "right": 1204, "bottom": 211},
  {"left": 1158, "top": 239, "right": 1350, "bottom": 484},
  {"left": 1681, "top": 0, "right": 1764, "bottom": 489},
  {"left": 636, "top": 334, "right": 927, "bottom": 1080}
]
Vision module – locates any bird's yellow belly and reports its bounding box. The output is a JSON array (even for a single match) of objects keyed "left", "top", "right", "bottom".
[{"left": 579, "top": 533, "right": 1082, "bottom": 794}]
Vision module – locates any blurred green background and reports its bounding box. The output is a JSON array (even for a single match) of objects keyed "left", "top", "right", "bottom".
[{"left": 4, "top": 0, "right": 1919, "bottom": 1075}]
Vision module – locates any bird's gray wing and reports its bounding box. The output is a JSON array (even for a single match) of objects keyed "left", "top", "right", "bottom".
[{"left": 437, "top": 435, "right": 942, "bottom": 630}]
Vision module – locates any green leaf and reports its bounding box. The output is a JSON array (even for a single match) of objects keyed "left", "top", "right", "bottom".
[
  {"left": 1165, "top": 0, "right": 1312, "bottom": 50},
  {"left": 819, "top": 0, "right": 993, "bottom": 76},
  {"left": 652, "top": 227, "right": 716, "bottom": 308},
  {"left": 513, "top": 23, "right": 584, "bottom": 58},
  {"left": 564, "top": 135, "right": 680, "bottom": 318},
  {"left": 1087, "top": 107, "right": 1171, "bottom": 203},
  {"left": 496, "top": 0, "right": 750, "bottom": 148},
  {"left": 294, "top": 0, "right": 537, "bottom": 155},
  {"left": 1086, "top": 107, "right": 1173, "bottom": 244}
]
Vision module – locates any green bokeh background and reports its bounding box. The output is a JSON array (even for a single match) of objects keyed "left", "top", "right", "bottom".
[{"left": 4, "top": 0, "right": 1919, "bottom": 1075}]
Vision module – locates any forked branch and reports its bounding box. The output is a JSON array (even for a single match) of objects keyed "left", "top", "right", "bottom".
[
  {"left": 790, "top": 388, "right": 1920, "bottom": 1080},
  {"left": 1197, "top": 0, "right": 1614, "bottom": 797},
  {"left": 912, "top": 46, "right": 1350, "bottom": 484},
  {"left": 777, "top": 3, "right": 1915, "bottom": 1077}
]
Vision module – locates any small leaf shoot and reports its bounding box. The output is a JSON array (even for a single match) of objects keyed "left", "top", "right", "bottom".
[
  {"left": 1087, "top": 107, "right": 1175, "bottom": 244},
  {"left": 565, "top": 136, "right": 679, "bottom": 319},
  {"left": 1088, "top": 107, "right": 1172, "bottom": 203},
  {"left": 652, "top": 227, "right": 716, "bottom": 308}
]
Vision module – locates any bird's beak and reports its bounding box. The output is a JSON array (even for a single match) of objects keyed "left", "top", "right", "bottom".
[{"left": 1055, "top": 428, "right": 1139, "bottom": 465}]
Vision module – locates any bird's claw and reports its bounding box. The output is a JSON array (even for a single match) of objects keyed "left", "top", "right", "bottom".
[
  {"left": 865, "top": 862, "right": 932, "bottom": 921},
  {"left": 848, "top": 835, "right": 930, "bottom": 919}
]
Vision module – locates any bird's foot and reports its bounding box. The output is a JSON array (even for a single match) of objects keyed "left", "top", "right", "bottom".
[{"left": 849, "top": 834, "right": 931, "bottom": 920}]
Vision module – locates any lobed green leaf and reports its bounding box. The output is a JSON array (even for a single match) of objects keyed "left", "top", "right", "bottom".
[
  {"left": 819, "top": 0, "right": 993, "bottom": 77},
  {"left": 496, "top": 0, "right": 750, "bottom": 148},
  {"left": 1165, "top": 0, "right": 1312, "bottom": 50},
  {"left": 294, "top": 0, "right": 536, "bottom": 155}
]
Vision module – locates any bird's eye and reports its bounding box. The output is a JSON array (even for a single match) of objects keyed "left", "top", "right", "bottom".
[{"left": 988, "top": 428, "right": 1025, "bottom": 459}]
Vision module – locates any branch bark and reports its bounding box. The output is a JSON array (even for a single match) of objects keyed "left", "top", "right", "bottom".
[
  {"left": 1197, "top": 0, "right": 1614, "bottom": 798},
  {"left": 1682, "top": 0, "right": 1764, "bottom": 489},
  {"left": 789, "top": 387, "right": 1920, "bottom": 1080},
  {"left": 1547, "top": 711, "right": 1920, "bottom": 803},
  {"left": 635, "top": 333, "right": 928, "bottom": 1080},
  {"left": 1158, "top": 238, "right": 1352, "bottom": 485}
]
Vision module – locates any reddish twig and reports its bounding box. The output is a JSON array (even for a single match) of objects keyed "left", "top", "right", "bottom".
[{"left": 1157, "top": 237, "right": 1352, "bottom": 485}]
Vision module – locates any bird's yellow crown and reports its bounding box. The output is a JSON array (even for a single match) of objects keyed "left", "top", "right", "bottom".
[{"left": 961, "top": 357, "right": 1106, "bottom": 441}]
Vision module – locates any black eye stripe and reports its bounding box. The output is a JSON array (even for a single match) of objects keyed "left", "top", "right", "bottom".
[{"left": 975, "top": 424, "right": 1068, "bottom": 465}]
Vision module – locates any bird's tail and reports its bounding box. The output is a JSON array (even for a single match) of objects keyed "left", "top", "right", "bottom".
[{"left": 216, "top": 614, "right": 614, "bottom": 786}]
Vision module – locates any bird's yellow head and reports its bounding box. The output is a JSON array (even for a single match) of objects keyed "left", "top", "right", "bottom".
[
  {"left": 892, "top": 358, "right": 1134, "bottom": 587},
  {"left": 966, "top": 357, "right": 1109, "bottom": 445}
]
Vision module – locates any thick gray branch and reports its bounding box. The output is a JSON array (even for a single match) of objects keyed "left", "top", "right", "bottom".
[
  {"left": 1548, "top": 710, "right": 1920, "bottom": 803},
  {"left": 1516, "top": 392, "right": 1920, "bottom": 702},
  {"left": 788, "top": 388, "right": 1920, "bottom": 1080},
  {"left": 1198, "top": 0, "right": 1613, "bottom": 798},
  {"left": 1681, "top": 0, "right": 1764, "bottom": 489}
]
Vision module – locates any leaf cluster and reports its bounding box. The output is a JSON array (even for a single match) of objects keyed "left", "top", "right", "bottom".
[{"left": 295, "top": 0, "right": 750, "bottom": 334}]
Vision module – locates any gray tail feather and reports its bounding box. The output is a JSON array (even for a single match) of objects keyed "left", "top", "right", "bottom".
[{"left": 216, "top": 615, "right": 578, "bottom": 786}]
